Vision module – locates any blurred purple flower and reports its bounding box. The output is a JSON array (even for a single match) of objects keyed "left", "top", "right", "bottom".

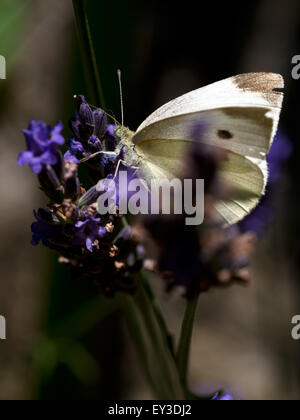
[
  {"left": 142, "top": 122, "right": 255, "bottom": 298},
  {"left": 18, "top": 120, "right": 65, "bottom": 174},
  {"left": 73, "top": 215, "right": 107, "bottom": 252},
  {"left": 267, "top": 132, "right": 292, "bottom": 182},
  {"left": 239, "top": 132, "right": 292, "bottom": 236},
  {"left": 212, "top": 392, "right": 234, "bottom": 401}
]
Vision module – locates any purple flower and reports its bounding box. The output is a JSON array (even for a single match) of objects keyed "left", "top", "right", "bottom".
[
  {"left": 104, "top": 124, "right": 118, "bottom": 151},
  {"left": 212, "top": 392, "right": 234, "bottom": 401},
  {"left": 106, "top": 124, "right": 115, "bottom": 138},
  {"left": 267, "top": 132, "right": 292, "bottom": 182},
  {"left": 70, "top": 138, "right": 84, "bottom": 155},
  {"left": 239, "top": 132, "right": 292, "bottom": 236},
  {"left": 73, "top": 215, "right": 107, "bottom": 252},
  {"left": 63, "top": 138, "right": 84, "bottom": 164},
  {"left": 19, "top": 97, "right": 145, "bottom": 298},
  {"left": 31, "top": 210, "right": 59, "bottom": 246},
  {"left": 88, "top": 135, "right": 103, "bottom": 154},
  {"left": 103, "top": 163, "right": 142, "bottom": 208},
  {"left": 18, "top": 121, "right": 65, "bottom": 174},
  {"left": 64, "top": 150, "right": 79, "bottom": 164}
]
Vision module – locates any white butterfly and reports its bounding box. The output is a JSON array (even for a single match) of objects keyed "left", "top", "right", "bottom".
[{"left": 89, "top": 73, "right": 284, "bottom": 225}]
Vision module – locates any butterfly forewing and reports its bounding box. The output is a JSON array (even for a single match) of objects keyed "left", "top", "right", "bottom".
[{"left": 132, "top": 73, "right": 284, "bottom": 225}]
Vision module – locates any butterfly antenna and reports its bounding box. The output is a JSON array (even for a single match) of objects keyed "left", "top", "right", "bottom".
[
  {"left": 117, "top": 69, "right": 124, "bottom": 126},
  {"left": 106, "top": 110, "right": 119, "bottom": 126}
]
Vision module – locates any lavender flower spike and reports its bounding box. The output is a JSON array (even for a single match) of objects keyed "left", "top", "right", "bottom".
[{"left": 18, "top": 120, "right": 65, "bottom": 174}]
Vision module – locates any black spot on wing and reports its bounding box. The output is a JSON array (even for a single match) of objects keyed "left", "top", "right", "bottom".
[{"left": 217, "top": 130, "right": 233, "bottom": 140}]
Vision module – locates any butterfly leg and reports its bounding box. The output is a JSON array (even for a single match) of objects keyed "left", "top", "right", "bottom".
[
  {"left": 112, "top": 159, "right": 140, "bottom": 181},
  {"left": 79, "top": 151, "right": 117, "bottom": 164}
]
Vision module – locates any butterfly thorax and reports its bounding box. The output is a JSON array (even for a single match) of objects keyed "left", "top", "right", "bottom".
[{"left": 115, "top": 126, "right": 142, "bottom": 168}]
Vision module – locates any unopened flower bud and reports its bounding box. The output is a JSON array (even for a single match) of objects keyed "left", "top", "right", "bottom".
[
  {"left": 78, "top": 185, "right": 101, "bottom": 208},
  {"left": 64, "top": 162, "right": 81, "bottom": 201},
  {"left": 94, "top": 109, "right": 107, "bottom": 138},
  {"left": 104, "top": 125, "right": 118, "bottom": 151},
  {"left": 38, "top": 165, "right": 64, "bottom": 203},
  {"left": 69, "top": 118, "right": 82, "bottom": 140},
  {"left": 79, "top": 103, "right": 94, "bottom": 136},
  {"left": 88, "top": 136, "right": 103, "bottom": 154},
  {"left": 65, "top": 175, "right": 81, "bottom": 201},
  {"left": 53, "top": 150, "right": 65, "bottom": 182},
  {"left": 74, "top": 94, "right": 87, "bottom": 110}
]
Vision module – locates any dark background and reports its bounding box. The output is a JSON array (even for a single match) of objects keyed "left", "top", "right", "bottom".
[{"left": 0, "top": 0, "right": 300, "bottom": 400}]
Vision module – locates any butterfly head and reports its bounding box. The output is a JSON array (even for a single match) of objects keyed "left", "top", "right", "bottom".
[{"left": 115, "top": 126, "right": 134, "bottom": 143}]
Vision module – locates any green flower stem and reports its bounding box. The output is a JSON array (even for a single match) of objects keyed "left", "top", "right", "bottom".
[
  {"left": 176, "top": 296, "right": 200, "bottom": 387},
  {"left": 140, "top": 272, "right": 175, "bottom": 357},
  {"left": 118, "top": 276, "right": 185, "bottom": 400},
  {"left": 72, "top": 0, "right": 106, "bottom": 108}
]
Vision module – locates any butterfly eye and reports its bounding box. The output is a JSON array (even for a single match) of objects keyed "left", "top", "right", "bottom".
[{"left": 115, "top": 128, "right": 123, "bottom": 138}]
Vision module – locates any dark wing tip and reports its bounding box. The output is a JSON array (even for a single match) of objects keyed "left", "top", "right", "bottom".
[
  {"left": 233, "top": 73, "right": 284, "bottom": 91},
  {"left": 233, "top": 73, "right": 284, "bottom": 107}
]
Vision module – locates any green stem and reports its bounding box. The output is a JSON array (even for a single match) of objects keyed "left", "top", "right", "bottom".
[
  {"left": 72, "top": 0, "right": 106, "bottom": 108},
  {"left": 140, "top": 271, "right": 175, "bottom": 356},
  {"left": 119, "top": 277, "right": 185, "bottom": 400},
  {"left": 176, "top": 296, "right": 200, "bottom": 386}
]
